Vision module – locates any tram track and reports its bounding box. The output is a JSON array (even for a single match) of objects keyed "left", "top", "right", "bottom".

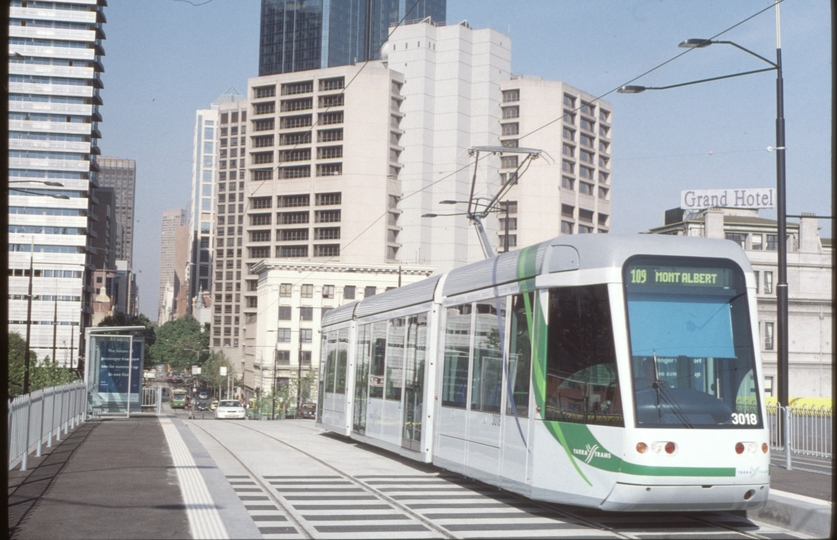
[
  {"left": 184, "top": 418, "right": 804, "bottom": 539},
  {"left": 187, "top": 419, "right": 460, "bottom": 539}
]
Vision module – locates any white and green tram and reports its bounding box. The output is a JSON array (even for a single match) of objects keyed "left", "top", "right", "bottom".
[{"left": 317, "top": 234, "right": 770, "bottom": 511}]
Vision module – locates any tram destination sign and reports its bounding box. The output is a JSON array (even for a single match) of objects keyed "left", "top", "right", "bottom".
[
  {"left": 681, "top": 188, "right": 775, "bottom": 210},
  {"left": 627, "top": 264, "right": 733, "bottom": 289}
]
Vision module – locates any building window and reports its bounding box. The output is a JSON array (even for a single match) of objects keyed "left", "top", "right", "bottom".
[
  {"left": 300, "top": 306, "right": 313, "bottom": 321},
  {"left": 563, "top": 94, "right": 576, "bottom": 108},
  {"left": 580, "top": 134, "right": 594, "bottom": 148},
  {"left": 561, "top": 221, "right": 574, "bottom": 234},
  {"left": 502, "top": 106, "right": 519, "bottom": 119},
  {"left": 251, "top": 197, "right": 272, "bottom": 209},
  {"left": 764, "top": 271, "right": 774, "bottom": 295},
  {"left": 301, "top": 284, "right": 313, "bottom": 298},
  {"left": 277, "top": 328, "right": 291, "bottom": 343},
  {"left": 563, "top": 127, "right": 575, "bottom": 141},
  {"left": 501, "top": 123, "right": 519, "bottom": 136},
  {"left": 562, "top": 144, "right": 574, "bottom": 158},
  {"left": 364, "top": 286, "right": 376, "bottom": 297},
  {"left": 501, "top": 155, "right": 518, "bottom": 169},
  {"left": 562, "top": 177, "right": 574, "bottom": 190},
  {"left": 300, "top": 329, "right": 313, "bottom": 343},
  {"left": 579, "top": 209, "right": 594, "bottom": 223},
  {"left": 279, "top": 283, "right": 292, "bottom": 297},
  {"left": 725, "top": 233, "right": 747, "bottom": 248},
  {"left": 278, "top": 246, "right": 307, "bottom": 258},
  {"left": 562, "top": 160, "right": 574, "bottom": 174},
  {"left": 579, "top": 182, "right": 594, "bottom": 196},
  {"left": 766, "top": 234, "right": 778, "bottom": 251},
  {"left": 315, "top": 245, "right": 340, "bottom": 257},
  {"left": 502, "top": 89, "right": 519, "bottom": 103},
  {"left": 279, "top": 306, "right": 292, "bottom": 320},
  {"left": 344, "top": 285, "right": 355, "bottom": 299},
  {"left": 561, "top": 204, "right": 574, "bottom": 218},
  {"left": 751, "top": 234, "right": 763, "bottom": 250},
  {"left": 315, "top": 192, "right": 341, "bottom": 206},
  {"left": 764, "top": 322, "right": 774, "bottom": 350},
  {"left": 322, "top": 285, "right": 335, "bottom": 299}
]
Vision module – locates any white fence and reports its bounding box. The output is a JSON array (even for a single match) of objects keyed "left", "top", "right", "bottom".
[
  {"left": 8, "top": 381, "right": 87, "bottom": 472},
  {"left": 766, "top": 405, "right": 832, "bottom": 471}
]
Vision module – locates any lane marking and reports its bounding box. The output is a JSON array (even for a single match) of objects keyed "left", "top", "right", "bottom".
[{"left": 160, "top": 418, "right": 229, "bottom": 539}]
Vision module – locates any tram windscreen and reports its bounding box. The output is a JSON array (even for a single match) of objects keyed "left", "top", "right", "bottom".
[{"left": 624, "top": 257, "right": 762, "bottom": 429}]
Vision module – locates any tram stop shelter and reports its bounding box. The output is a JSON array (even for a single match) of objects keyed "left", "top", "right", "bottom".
[{"left": 84, "top": 326, "right": 146, "bottom": 417}]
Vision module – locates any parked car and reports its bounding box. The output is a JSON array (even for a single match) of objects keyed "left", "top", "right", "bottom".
[
  {"left": 214, "top": 400, "right": 246, "bottom": 420},
  {"left": 298, "top": 402, "right": 317, "bottom": 419}
]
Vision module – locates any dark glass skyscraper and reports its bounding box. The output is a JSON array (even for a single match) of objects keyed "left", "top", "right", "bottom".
[{"left": 259, "top": 0, "right": 446, "bottom": 75}]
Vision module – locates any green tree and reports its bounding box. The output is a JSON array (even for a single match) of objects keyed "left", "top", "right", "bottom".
[
  {"left": 148, "top": 315, "right": 209, "bottom": 370},
  {"left": 8, "top": 332, "right": 33, "bottom": 398},
  {"left": 199, "top": 351, "right": 236, "bottom": 398},
  {"left": 98, "top": 312, "right": 157, "bottom": 358},
  {"left": 8, "top": 332, "right": 77, "bottom": 397}
]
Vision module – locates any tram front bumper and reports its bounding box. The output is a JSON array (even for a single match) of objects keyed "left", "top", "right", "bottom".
[{"left": 601, "top": 482, "right": 769, "bottom": 512}]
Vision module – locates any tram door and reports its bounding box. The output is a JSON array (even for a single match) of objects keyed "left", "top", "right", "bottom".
[
  {"left": 500, "top": 293, "right": 534, "bottom": 485},
  {"left": 401, "top": 314, "right": 428, "bottom": 452},
  {"left": 352, "top": 324, "right": 371, "bottom": 435}
]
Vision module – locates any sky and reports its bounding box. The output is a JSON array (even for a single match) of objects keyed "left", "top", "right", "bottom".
[{"left": 98, "top": 0, "right": 832, "bottom": 319}]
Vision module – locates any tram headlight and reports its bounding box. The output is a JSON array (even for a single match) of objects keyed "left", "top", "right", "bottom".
[
  {"left": 648, "top": 441, "right": 677, "bottom": 454},
  {"left": 762, "top": 443, "right": 769, "bottom": 454},
  {"left": 636, "top": 442, "right": 648, "bottom": 453}
]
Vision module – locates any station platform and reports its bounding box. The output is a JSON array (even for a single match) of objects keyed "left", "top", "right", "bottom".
[{"left": 7, "top": 414, "right": 833, "bottom": 539}]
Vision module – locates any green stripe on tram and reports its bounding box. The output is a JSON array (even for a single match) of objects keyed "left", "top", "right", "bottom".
[{"left": 521, "top": 244, "right": 735, "bottom": 482}]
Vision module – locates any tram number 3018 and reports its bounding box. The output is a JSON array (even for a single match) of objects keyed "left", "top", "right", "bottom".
[{"left": 731, "top": 413, "right": 759, "bottom": 425}]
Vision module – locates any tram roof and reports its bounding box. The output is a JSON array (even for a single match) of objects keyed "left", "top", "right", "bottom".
[
  {"left": 322, "top": 235, "right": 751, "bottom": 327},
  {"left": 442, "top": 234, "right": 752, "bottom": 297}
]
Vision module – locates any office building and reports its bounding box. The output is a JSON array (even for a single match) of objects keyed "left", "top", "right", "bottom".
[
  {"left": 96, "top": 157, "right": 136, "bottom": 268},
  {"left": 385, "top": 21, "right": 611, "bottom": 273},
  {"left": 8, "top": 0, "right": 107, "bottom": 369},
  {"left": 157, "top": 208, "right": 187, "bottom": 324},
  {"left": 649, "top": 209, "right": 832, "bottom": 398},
  {"left": 188, "top": 91, "right": 247, "bottom": 314},
  {"left": 259, "top": 0, "right": 446, "bottom": 76}
]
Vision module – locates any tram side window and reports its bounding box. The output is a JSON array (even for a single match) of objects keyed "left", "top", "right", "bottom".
[
  {"left": 386, "top": 318, "right": 405, "bottom": 400},
  {"left": 546, "top": 285, "right": 623, "bottom": 426},
  {"left": 507, "top": 293, "right": 533, "bottom": 417},
  {"left": 369, "top": 321, "right": 387, "bottom": 399},
  {"left": 471, "top": 301, "right": 504, "bottom": 413},
  {"left": 442, "top": 304, "right": 472, "bottom": 408},
  {"left": 324, "top": 331, "right": 338, "bottom": 393},
  {"left": 335, "top": 328, "right": 349, "bottom": 394}
]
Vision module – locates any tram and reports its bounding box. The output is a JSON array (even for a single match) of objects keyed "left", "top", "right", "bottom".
[{"left": 316, "top": 235, "right": 770, "bottom": 511}]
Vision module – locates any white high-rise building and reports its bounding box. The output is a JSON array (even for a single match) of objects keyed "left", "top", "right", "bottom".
[
  {"left": 158, "top": 209, "right": 187, "bottom": 325},
  {"left": 8, "top": 0, "right": 107, "bottom": 369},
  {"left": 188, "top": 90, "right": 247, "bottom": 315},
  {"left": 384, "top": 21, "right": 612, "bottom": 272}
]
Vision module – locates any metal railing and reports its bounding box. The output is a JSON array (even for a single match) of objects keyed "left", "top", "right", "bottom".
[
  {"left": 8, "top": 381, "right": 87, "bottom": 472},
  {"left": 767, "top": 405, "right": 832, "bottom": 472},
  {"left": 141, "top": 386, "right": 163, "bottom": 414}
]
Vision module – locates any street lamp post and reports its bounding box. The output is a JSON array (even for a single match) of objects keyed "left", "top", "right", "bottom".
[{"left": 618, "top": 25, "right": 788, "bottom": 407}]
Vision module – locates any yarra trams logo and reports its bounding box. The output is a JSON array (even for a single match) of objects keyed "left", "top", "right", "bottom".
[{"left": 573, "top": 444, "right": 612, "bottom": 464}]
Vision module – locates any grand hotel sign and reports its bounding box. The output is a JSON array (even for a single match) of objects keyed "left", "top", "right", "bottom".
[{"left": 681, "top": 188, "right": 775, "bottom": 210}]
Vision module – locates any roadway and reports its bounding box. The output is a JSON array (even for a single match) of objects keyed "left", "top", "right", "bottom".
[{"left": 8, "top": 405, "right": 832, "bottom": 539}]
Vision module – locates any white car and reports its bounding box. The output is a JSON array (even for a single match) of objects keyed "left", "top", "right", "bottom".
[{"left": 214, "top": 400, "right": 246, "bottom": 420}]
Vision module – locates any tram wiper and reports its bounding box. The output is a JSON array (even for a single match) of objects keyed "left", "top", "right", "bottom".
[{"left": 650, "top": 351, "right": 694, "bottom": 428}]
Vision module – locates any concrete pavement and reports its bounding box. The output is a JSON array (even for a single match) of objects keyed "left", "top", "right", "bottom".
[{"left": 7, "top": 414, "right": 834, "bottom": 539}]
